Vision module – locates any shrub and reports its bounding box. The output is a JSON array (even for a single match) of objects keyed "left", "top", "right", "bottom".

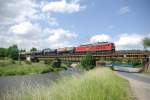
[
  {"left": 8, "top": 45, "right": 19, "bottom": 60},
  {"left": 0, "top": 48, "right": 7, "bottom": 58},
  {"left": 0, "top": 60, "right": 15, "bottom": 67},
  {"left": 51, "top": 59, "right": 61, "bottom": 68},
  {"left": 63, "top": 61, "right": 72, "bottom": 67},
  {"left": 31, "top": 57, "right": 39, "bottom": 62},
  {"left": 25, "top": 61, "right": 32, "bottom": 64},
  {"left": 105, "top": 57, "right": 112, "bottom": 61},
  {"left": 128, "top": 59, "right": 143, "bottom": 66},
  {"left": 44, "top": 59, "right": 53, "bottom": 65},
  {"left": 10, "top": 59, "right": 16, "bottom": 64},
  {"left": 80, "top": 52, "right": 96, "bottom": 70},
  {"left": 133, "top": 60, "right": 141, "bottom": 66},
  {"left": 18, "top": 61, "right": 22, "bottom": 65},
  {"left": 41, "top": 67, "right": 54, "bottom": 73}
]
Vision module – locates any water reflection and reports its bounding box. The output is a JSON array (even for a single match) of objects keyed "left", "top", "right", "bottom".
[{"left": 0, "top": 68, "right": 81, "bottom": 95}]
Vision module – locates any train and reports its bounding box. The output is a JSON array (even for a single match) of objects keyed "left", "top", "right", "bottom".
[
  {"left": 75, "top": 42, "right": 115, "bottom": 55},
  {"left": 20, "top": 42, "right": 115, "bottom": 57}
]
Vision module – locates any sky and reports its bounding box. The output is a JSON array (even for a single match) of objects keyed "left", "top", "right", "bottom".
[{"left": 0, "top": 0, "right": 150, "bottom": 50}]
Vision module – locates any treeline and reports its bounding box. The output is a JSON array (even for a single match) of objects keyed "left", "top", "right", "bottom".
[
  {"left": 0, "top": 45, "right": 19, "bottom": 60},
  {"left": 0, "top": 44, "right": 39, "bottom": 60}
]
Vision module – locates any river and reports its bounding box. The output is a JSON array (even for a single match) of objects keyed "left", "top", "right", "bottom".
[{"left": 0, "top": 67, "right": 81, "bottom": 96}]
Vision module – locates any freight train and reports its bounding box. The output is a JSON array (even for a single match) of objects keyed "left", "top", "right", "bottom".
[{"left": 21, "top": 42, "right": 115, "bottom": 57}]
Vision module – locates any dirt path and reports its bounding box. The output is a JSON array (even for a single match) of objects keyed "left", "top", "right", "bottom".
[{"left": 117, "top": 72, "right": 150, "bottom": 100}]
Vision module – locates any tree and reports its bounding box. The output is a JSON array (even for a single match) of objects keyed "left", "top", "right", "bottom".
[
  {"left": 80, "top": 52, "right": 96, "bottom": 70},
  {"left": 143, "top": 38, "right": 150, "bottom": 72},
  {"left": 0, "top": 48, "right": 7, "bottom": 58},
  {"left": 30, "top": 47, "right": 37, "bottom": 52},
  {"left": 143, "top": 37, "right": 150, "bottom": 50},
  {"left": 8, "top": 45, "right": 19, "bottom": 60},
  {"left": 20, "top": 49, "right": 26, "bottom": 52}
]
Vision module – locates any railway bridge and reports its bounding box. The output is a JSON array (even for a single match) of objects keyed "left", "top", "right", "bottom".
[
  {"left": 30, "top": 51, "right": 150, "bottom": 61},
  {"left": 20, "top": 51, "right": 150, "bottom": 72}
]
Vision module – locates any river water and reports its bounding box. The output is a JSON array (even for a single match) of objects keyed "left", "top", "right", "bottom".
[{"left": 0, "top": 68, "right": 81, "bottom": 95}]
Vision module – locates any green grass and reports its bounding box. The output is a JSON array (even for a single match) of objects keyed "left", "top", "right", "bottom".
[
  {"left": 0, "top": 60, "right": 68, "bottom": 76},
  {"left": 1, "top": 68, "right": 131, "bottom": 100},
  {"left": 0, "top": 61, "right": 53, "bottom": 76}
]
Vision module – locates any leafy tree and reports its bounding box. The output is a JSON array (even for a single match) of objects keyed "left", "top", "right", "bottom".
[
  {"left": 80, "top": 52, "right": 96, "bottom": 70},
  {"left": 20, "top": 49, "right": 26, "bottom": 52},
  {"left": 143, "top": 37, "right": 150, "bottom": 50},
  {"left": 30, "top": 47, "right": 37, "bottom": 52},
  {"left": 127, "top": 59, "right": 143, "bottom": 67},
  {"left": 0, "top": 48, "right": 7, "bottom": 58},
  {"left": 8, "top": 45, "right": 19, "bottom": 60}
]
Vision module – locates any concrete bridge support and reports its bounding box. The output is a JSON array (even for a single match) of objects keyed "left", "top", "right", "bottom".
[
  {"left": 144, "top": 56, "right": 150, "bottom": 72},
  {"left": 26, "top": 56, "right": 31, "bottom": 61}
]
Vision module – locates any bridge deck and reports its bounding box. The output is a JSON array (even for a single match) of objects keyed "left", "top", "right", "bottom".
[{"left": 20, "top": 51, "right": 150, "bottom": 61}]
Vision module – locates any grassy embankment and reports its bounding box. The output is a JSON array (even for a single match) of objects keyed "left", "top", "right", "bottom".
[
  {"left": 2, "top": 68, "right": 131, "bottom": 100},
  {"left": 0, "top": 60, "right": 67, "bottom": 76}
]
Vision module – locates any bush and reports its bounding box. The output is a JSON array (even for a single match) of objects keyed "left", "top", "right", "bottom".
[
  {"left": 0, "top": 61, "right": 9, "bottom": 67},
  {"left": 8, "top": 45, "right": 19, "bottom": 60},
  {"left": 41, "top": 66, "right": 54, "bottom": 73},
  {"left": 127, "top": 59, "right": 143, "bottom": 66},
  {"left": 44, "top": 59, "right": 53, "bottom": 65},
  {"left": 31, "top": 58, "right": 39, "bottom": 62},
  {"left": 63, "top": 61, "right": 72, "bottom": 67},
  {"left": 0, "top": 48, "right": 7, "bottom": 58},
  {"left": 25, "top": 61, "right": 32, "bottom": 64},
  {"left": 80, "top": 52, "right": 96, "bottom": 70},
  {"left": 10, "top": 59, "right": 16, "bottom": 64},
  {"left": 105, "top": 57, "right": 112, "bottom": 61},
  {"left": 0, "top": 59, "right": 15, "bottom": 67},
  {"left": 51, "top": 59, "right": 61, "bottom": 68}
]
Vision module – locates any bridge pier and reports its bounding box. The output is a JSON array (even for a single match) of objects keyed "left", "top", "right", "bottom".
[
  {"left": 143, "top": 56, "right": 150, "bottom": 72},
  {"left": 26, "top": 55, "right": 31, "bottom": 61}
]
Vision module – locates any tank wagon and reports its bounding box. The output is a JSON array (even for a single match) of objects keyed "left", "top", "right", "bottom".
[
  {"left": 43, "top": 48, "right": 57, "bottom": 56},
  {"left": 57, "top": 47, "right": 75, "bottom": 55},
  {"left": 31, "top": 50, "right": 43, "bottom": 56}
]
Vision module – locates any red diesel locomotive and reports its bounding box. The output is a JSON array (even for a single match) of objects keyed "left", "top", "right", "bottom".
[{"left": 75, "top": 42, "right": 115, "bottom": 54}]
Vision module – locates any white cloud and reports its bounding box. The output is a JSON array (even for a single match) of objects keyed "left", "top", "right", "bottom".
[
  {"left": 115, "top": 33, "right": 144, "bottom": 50},
  {"left": 48, "top": 28, "right": 78, "bottom": 48},
  {"left": 0, "top": 0, "right": 38, "bottom": 25},
  {"left": 119, "top": 6, "right": 130, "bottom": 14},
  {"left": 89, "top": 34, "right": 111, "bottom": 43},
  {"left": 3, "top": 21, "right": 45, "bottom": 49},
  {"left": 0, "top": 0, "right": 83, "bottom": 50},
  {"left": 48, "top": 17, "right": 59, "bottom": 26},
  {"left": 89, "top": 33, "right": 146, "bottom": 50},
  {"left": 0, "top": 0, "right": 60, "bottom": 27},
  {"left": 42, "top": 0, "right": 85, "bottom": 13},
  {"left": 1, "top": 27, "right": 78, "bottom": 50},
  {"left": 9, "top": 21, "right": 41, "bottom": 35}
]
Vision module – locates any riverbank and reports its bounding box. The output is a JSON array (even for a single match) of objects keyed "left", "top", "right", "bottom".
[
  {"left": 1, "top": 68, "right": 131, "bottom": 100},
  {"left": 0, "top": 60, "right": 67, "bottom": 76}
]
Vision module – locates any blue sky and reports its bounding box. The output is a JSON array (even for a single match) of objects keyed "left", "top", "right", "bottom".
[{"left": 0, "top": 0, "right": 150, "bottom": 50}]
